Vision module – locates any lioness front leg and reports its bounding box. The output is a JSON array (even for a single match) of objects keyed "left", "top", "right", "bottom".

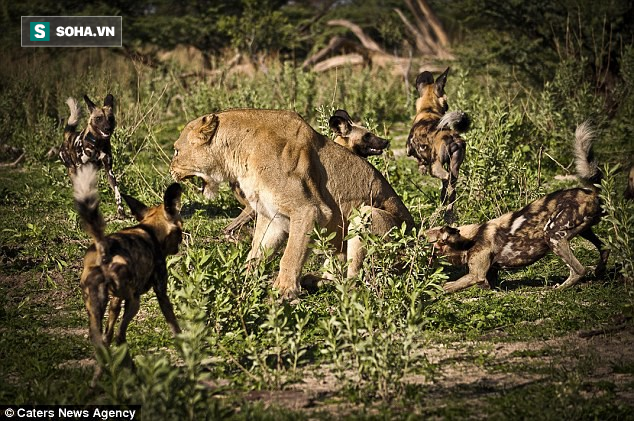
[{"left": 275, "top": 206, "right": 324, "bottom": 299}]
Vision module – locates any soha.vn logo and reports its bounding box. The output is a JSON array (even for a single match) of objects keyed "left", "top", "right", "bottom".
[{"left": 29, "top": 22, "right": 50, "bottom": 41}]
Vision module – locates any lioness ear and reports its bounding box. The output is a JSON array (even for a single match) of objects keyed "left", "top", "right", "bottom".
[
  {"left": 122, "top": 194, "right": 149, "bottom": 222},
  {"left": 84, "top": 95, "right": 96, "bottom": 112},
  {"left": 329, "top": 111, "right": 352, "bottom": 137},
  {"left": 201, "top": 114, "right": 219, "bottom": 136},
  {"left": 434, "top": 67, "right": 450, "bottom": 97},
  {"left": 103, "top": 94, "right": 114, "bottom": 109},
  {"left": 163, "top": 183, "right": 182, "bottom": 217},
  {"left": 415, "top": 71, "right": 434, "bottom": 95}
]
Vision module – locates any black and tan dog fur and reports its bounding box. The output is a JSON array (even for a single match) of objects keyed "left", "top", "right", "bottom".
[
  {"left": 72, "top": 164, "right": 183, "bottom": 384},
  {"left": 406, "top": 68, "right": 468, "bottom": 222},
  {"left": 223, "top": 109, "right": 391, "bottom": 235},
  {"left": 426, "top": 122, "right": 608, "bottom": 293},
  {"left": 60, "top": 94, "right": 124, "bottom": 218}
]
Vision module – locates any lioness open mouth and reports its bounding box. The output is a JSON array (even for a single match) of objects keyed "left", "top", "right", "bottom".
[{"left": 178, "top": 174, "right": 216, "bottom": 199}]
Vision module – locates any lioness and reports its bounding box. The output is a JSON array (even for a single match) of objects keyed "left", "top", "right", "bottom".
[{"left": 170, "top": 109, "right": 414, "bottom": 298}]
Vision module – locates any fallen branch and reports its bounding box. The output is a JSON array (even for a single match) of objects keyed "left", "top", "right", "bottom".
[
  {"left": 313, "top": 53, "right": 365, "bottom": 72},
  {"left": 327, "top": 19, "right": 384, "bottom": 53},
  {"left": 0, "top": 151, "right": 25, "bottom": 167}
]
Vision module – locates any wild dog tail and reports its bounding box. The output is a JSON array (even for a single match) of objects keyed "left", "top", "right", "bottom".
[
  {"left": 438, "top": 110, "right": 470, "bottom": 133},
  {"left": 65, "top": 97, "right": 81, "bottom": 134},
  {"left": 72, "top": 164, "right": 107, "bottom": 261},
  {"left": 573, "top": 121, "right": 601, "bottom": 187}
]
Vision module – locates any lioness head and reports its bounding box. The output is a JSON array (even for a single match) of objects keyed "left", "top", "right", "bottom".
[
  {"left": 414, "top": 67, "right": 449, "bottom": 119},
  {"left": 170, "top": 114, "right": 222, "bottom": 199},
  {"left": 328, "top": 109, "right": 389, "bottom": 158}
]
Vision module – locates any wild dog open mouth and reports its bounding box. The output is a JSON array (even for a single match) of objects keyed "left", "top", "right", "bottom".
[{"left": 98, "top": 129, "right": 112, "bottom": 138}]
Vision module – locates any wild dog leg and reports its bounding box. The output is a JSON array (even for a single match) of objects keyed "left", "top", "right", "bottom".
[
  {"left": 102, "top": 154, "right": 125, "bottom": 218},
  {"left": 104, "top": 297, "right": 122, "bottom": 346},
  {"left": 549, "top": 238, "right": 586, "bottom": 289},
  {"left": 153, "top": 264, "right": 181, "bottom": 336},
  {"left": 579, "top": 228, "right": 609, "bottom": 277},
  {"left": 115, "top": 297, "right": 141, "bottom": 345},
  {"left": 443, "top": 250, "right": 490, "bottom": 293},
  {"left": 431, "top": 159, "right": 455, "bottom": 220}
]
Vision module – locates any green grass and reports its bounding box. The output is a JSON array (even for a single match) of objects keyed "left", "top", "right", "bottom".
[{"left": 0, "top": 48, "right": 633, "bottom": 419}]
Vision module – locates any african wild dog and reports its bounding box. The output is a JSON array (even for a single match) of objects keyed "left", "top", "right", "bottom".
[
  {"left": 223, "top": 109, "right": 392, "bottom": 236},
  {"left": 406, "top": 68, "right": 468, "bottom": 222},
  {"left": 426, "top": 122, "right": 608, "bottom": 293},
  {"left": 60, "top": 94, "right": 124, "bottom": 218},
  {"left": 73, "top": 164, "right": 183, "bottom": 385}
]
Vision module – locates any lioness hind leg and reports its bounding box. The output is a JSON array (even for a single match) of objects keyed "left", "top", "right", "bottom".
[
  {"left": 247, "top": 213, "right": 288, "bottom": 262},
  {"left": 346, "top": 207, "right": 401, "bottom": 279}
]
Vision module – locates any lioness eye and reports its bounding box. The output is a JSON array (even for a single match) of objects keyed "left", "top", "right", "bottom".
[{"left": 174, "top": 149, "right": 179, "bottom": 157}]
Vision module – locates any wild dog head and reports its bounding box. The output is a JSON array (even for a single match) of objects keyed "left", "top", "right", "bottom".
[
  {"left": 328, "top": 110, "right": 389, "bottom": 158},
  {"left": 121, "top": 185, "right": 184, "bottom": 257},
  {"left": 84, "top": 94, "right": 115, "bottom": 139},
  {"left": 414, "top": 68, "right": 449, "bottom": 120},
  {"left": 170, "top": 113, "right": 222, "bottom": 200}
]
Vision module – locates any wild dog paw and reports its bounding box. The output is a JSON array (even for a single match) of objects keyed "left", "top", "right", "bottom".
[{"left": 116, "top": 205, "right": 126, "bottom": 219}]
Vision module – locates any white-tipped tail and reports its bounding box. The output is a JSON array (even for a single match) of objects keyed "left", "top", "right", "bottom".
[
  {"left": 438, "top": 110, "right": 470, "bottom": 133},
  {"left": 66, "top": 97, "right": 80, "bottom": 127},
  {"left": 72, "top": 164, "right": 99, "bottom": 205},
  {"left": 573, "top": 121, "right": 600, "bottom": 184},
  {"left": 72, "top": 165, "right": 106, "bottom": 253}
]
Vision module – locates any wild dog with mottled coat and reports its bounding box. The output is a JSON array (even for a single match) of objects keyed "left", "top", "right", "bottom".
[
  {"left": 170, "top": 109, "right": 414, "bottom": 299},
  {"left": 223, "top": 109, "right": 391, "bottom": 235},
  {"left": 60, "top": 94, "right": 124, "bottom": 218},
  {"left": 406, "top": 68, "right": 468, "bottom": 222},
  {"left": 73, "top": 164, "right": 183, "bottom": 385},
  {"left": 426, "top": 122, "right": 608, "bottom": 293}
]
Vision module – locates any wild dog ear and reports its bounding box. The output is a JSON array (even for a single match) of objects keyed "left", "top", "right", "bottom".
[
  {"left": 163, "top": 183, "right": 182, "bottom": 217},
  {"left": 440, "top": 225, "right": 459, "bottom": 242},
  {"left": 122, "top": 194, "right": 149, "bottom": 222},
  {"left": 415, "top": 71, "right": 434, "bottom": 94},
  {"left": 84, "top": 95, "right": 96, "bottom": 112},
  {"left": 103, "top": 94, "right": 114, "bottom": 109},
  {"left": 434, "top": 67, "right": 450, "bottom": 97},
  {"left": 329, "top": 110, "right": 352, "bottom": 137}
]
